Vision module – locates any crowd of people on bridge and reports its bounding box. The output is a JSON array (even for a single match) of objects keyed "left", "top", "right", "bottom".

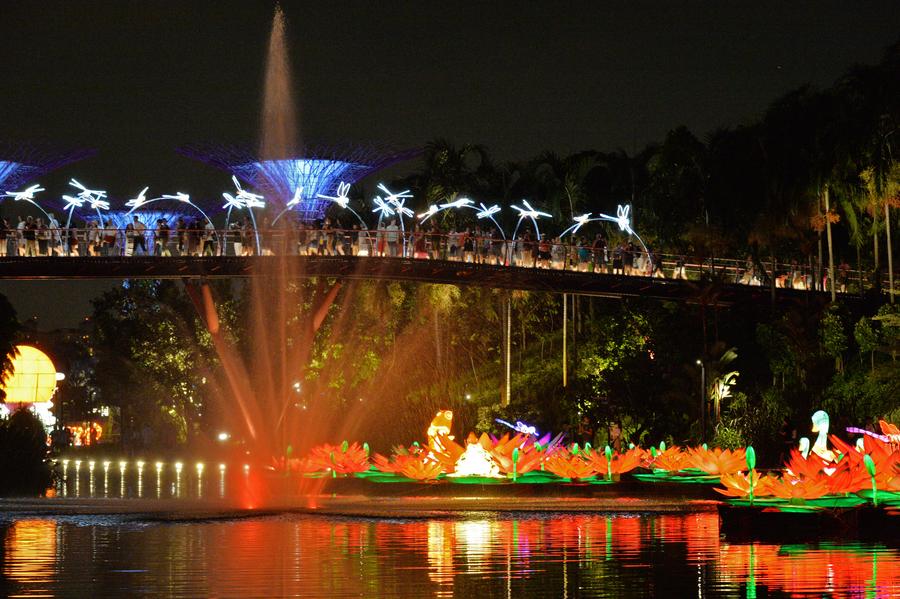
[{"left": 1, "top": 213, "right": 854, "bottom": 292}]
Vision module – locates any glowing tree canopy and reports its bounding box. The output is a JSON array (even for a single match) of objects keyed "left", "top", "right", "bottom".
[
  {"left": 0, "top": 140, "right": 95, "bottom": 191},
  {"left": 103, "top": 209, "right": 199, "bottom": 229},
  {"left": 177, "top": 143, "right": 420, "bottom": 221}
]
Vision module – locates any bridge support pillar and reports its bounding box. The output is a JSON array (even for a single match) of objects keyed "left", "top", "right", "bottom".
[
  {"left": 503, "top": 293, "right": 511, "bottom": 406},
  {"left": 562, "top": 293, "right": 568, "bottom": 388}
]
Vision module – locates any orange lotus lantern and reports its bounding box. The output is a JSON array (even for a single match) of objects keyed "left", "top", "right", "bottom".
[
  {"left": 306, "top": 442, "right": 370, "bottom": 475},
  {"left": 714, "top": 470, "right": 776, "bottom": 498},
  {"left": 649, "top": 445, "right": 687, "bottom": 471},
  {"left": 543, "top": 452, "right": 602, "bottom": 480},
  {"left": 767, "top": 475, "right": 830, "bottom": 500},
  {"left": 685, "top": 446, "right": 746, "bottom": 475},
  {"left": 489, "top": 433, "right": 545, "bottom": 475},
  {"left": 585, "top": 446, "right": 644, "bottom": 477}
]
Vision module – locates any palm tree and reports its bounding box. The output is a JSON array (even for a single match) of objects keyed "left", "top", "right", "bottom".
[
  {"left": 412, "top": 139, "right": 494, "bottom": 206},
  {"left": 0, "top": 294, "right": 20, "bottom": 401}
]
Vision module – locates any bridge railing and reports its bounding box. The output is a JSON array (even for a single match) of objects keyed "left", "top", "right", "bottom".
[{"left": 0, "top": 226, "right": 891, "bottom": 295}]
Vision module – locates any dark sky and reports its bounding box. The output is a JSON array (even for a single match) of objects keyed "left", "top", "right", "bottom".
[{"left": 2, "top": 0, "right": 899, "bottom": 329}]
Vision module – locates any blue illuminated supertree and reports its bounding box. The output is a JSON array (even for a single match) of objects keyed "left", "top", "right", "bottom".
[
  {"left": 177, "top": 143, "right": 420, "bottom": 221},
  {"left": 0, "top": 140, "right": 95, "bottom": 192}
]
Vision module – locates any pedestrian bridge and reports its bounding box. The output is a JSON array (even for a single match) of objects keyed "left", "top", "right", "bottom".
[{"left": 0, "top": 255, "right": 837, "bottom": 306}]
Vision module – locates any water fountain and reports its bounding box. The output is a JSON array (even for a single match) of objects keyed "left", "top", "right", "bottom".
[
  {"left": 182, "top": 7, "right": 370, "bottom": 490},
  {"left": 259, "top": 4, "right": 298, "bottom": 161}
]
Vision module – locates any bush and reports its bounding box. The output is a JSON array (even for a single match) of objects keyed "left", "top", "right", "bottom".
[{"left": 0, "top": 408, "right": 54, "bottom": 496}]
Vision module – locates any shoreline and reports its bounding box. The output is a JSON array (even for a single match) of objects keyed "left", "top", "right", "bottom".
[{"left": 0, "top": 495, "right": 719, "bottom": 521}]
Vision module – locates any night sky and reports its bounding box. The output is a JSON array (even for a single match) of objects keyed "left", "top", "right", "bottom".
[{"left": 2, "top": 0, "right": 899, "bottom": 329}]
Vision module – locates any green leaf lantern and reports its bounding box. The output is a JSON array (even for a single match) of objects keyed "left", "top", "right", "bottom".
[
  {"left": 512, "top": 447, "right": 520, "bottom": 482},
  {"left": 605, "top": 445, "right": 613, "bottom": 481},
  {"left": 746, "top": 446, "right": 756, "bottom": 504},
  {"left": 746, "top": 446, "right": 756, "bottom": 470},
  {"left": 341, "top": 440, "right": 349, "bottom": 453},
  {"left": 864, "top": 454, "right": 878, "bottom": 506},
  {"left": 659, "top": 441, "right": 666, "bottom": 452},
  {"left": 363, "top": 442, "right": 370, "bottom": 456}
]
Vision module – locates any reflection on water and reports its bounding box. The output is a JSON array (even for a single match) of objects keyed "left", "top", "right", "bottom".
[{"left": 1, "top": 510, "right": 898, "bottom": 598}]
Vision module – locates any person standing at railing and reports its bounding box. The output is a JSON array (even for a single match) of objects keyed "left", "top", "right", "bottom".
[
  {"left": 124, "top": 220, "right": 135, "bottom": 256},
  {"left": 384, "top": 219, "right": 400, "bottom": 258},
  {"left": 132, "top": 216, "right": 147, "bottom": 256},
  {"left": 227, "top": 222, "right": 241, "bottom": 256},
  {"left": 838, "top": 259, "right": 850, "bottom": 293},
  {"left": 471, "top": 226, "right": 481, "bottom": 263},
  {"left": 461, "top": 228, "right": 474, "bottom": 263},
  {"left": 537, "top": 236, "right": 551, "bottom": 268},
  {"left": 175, "top": 217, "right": 187, "bottom": 256},
  {"left": 550, "top": 237, "right": 564, "bottom": 269},
  {"left": 0, "top": 218, "right": 8, "bottom": 257},
  {"left": 673, "top": 256, "right": 688, "bottom": 280},
  {"left": 23, "top": 217, "right": 38, "bottom": 256},
  {"left": 591, "top": 233, "right": 606, "bottom": 273},
  {"left": 64, "top": 226, "right": 79, "bottom": 256},
  {"left": 650, "top": 252, "right": 665, "bottom": 278},
  {"left": 577, "top": 237, "right": 592, "bottom": 271},
  {"left": 86, "top": 221, "right": 98, "bottom": 256},
  {"left": 412, "top": 225, "right": 427, "bottom": 259},
  {"left": 447, "top": 227, "right": 459, "bottom": 261},
  {"left": 490, "top": 228, "right": 503, "bottom": 265},
  {"left": 319, "top": 222, "right": 328, "bottom": 256},
  {"left": 624, "top": 241, "right": 635, "bottom": 275},
  {"left": 429, "top": 225, "right": 442, "bottom": 260},
  {"left": 47, "top": 213, "right": 62, "bottom": 256},
  {"left": 156, "top": 219, "right": 171, "bottom": 256},
  {"left": 611, "top": 243, "right": 624, "bottom": 275},
  {"left": 240, "top": 217, "right": 253, "bottom": 256},
  {"left": 37, "top": 218, "right": 51, "bottom": 256},
  {"left": 15, "top": 215, "right": 25, "bottom": 256},
  {"left": 295, "top": 221, "right": 306, "bottom": 256},
  {"left": 334, "top": 223, "right": 348, "bottom": 256},
  {"left": 371, "top": 225, "right": 380, "bottom": 256},
  {"left": 359, "top": 225, "right": 372, "bottom": 257},
  {"left": 203, "top": 219, "right": 217, "bottom": 256},
  {"left": 347, "top": 224, "right": 358, "bottom": 256}
]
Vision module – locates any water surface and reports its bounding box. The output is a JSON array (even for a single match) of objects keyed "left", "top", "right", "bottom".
[{"left": 2, "top": 509, "right": 897, "bottom": 598}]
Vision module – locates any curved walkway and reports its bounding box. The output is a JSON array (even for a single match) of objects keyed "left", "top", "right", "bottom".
[{"left": 0, "top": 254, "right": 843, "bottom": 306}]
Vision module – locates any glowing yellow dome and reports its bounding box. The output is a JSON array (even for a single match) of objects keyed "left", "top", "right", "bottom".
[{"left": 2, "top": 345, "right": 60, "bottom": 404}]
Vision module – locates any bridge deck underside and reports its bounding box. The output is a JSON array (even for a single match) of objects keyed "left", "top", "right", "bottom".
[{"left": 0, "top": 256, "right": 832, "bottom": 305}]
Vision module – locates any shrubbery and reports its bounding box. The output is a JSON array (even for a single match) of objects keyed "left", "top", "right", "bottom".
[{"left": 0, "top": 409, "right": 54, "bottom": 496}]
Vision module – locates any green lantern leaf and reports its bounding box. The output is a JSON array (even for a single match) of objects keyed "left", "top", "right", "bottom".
[
  {"left": 864, "top": 454, "right": 876, "bottom": 478},
  {"left": 746, "top": 446, "right": 756, "bottom": 471}
]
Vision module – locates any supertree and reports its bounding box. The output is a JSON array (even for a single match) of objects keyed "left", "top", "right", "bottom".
[
  {"left": 0, "top": 140, "right": 96, "bottom": 191},
  {"left": 177, "top": 142, "right": 420, "bottom": 222}
]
